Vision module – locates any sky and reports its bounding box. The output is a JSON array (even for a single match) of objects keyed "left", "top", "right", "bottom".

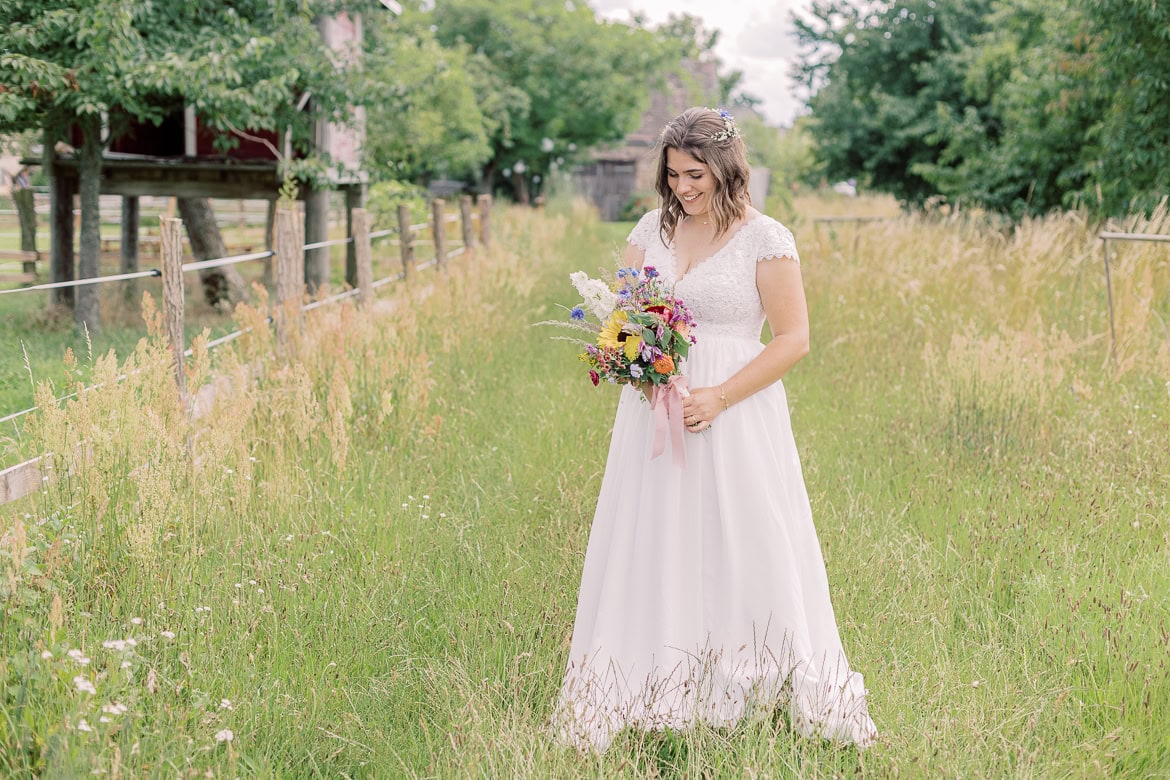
[{"left": 593, "top": 0, "right": 813, "bottom": 127}]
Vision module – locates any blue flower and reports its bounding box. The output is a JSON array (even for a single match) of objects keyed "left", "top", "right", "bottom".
[
  {"left": 630, "top": 268, "right": 639, "bottom": 278},
  {"left": 570, "top": 306, "right": 585, "bottom": 320},
  {"left": 644, "top": 266, "right": 659, "bottom": 279},
  {"left": 616, "top": 268, "right": 628, "bottom": 278},
  {"left": 719, "top": 109, "right": 732, "bottom": 119}
]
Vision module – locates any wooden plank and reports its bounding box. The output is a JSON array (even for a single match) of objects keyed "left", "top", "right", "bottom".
[
  {"left": 398, "top": 205, "right": 415, "bottom": 282},
  {"left": 352, "top": 208, "right": 374, "bottom": 307},
  {"left": 477, "top": 194, "right": 492, "bottom": 247},
  {"left": 459, "top": 195, "right": 476, "bottom": 252},
  {"left": 0, "top": 456, "right": 45, "bottom": 505},
  {"left": 160, "top": 217, "right": 187, "bottom": 400},
  {"left": 0, "top": 250, "right": 38, "bottom": 261},
  {"left": 432, "top": 199, "right": 448, "bottom": 270}
]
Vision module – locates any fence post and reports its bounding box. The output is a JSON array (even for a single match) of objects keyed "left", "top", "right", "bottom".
[
  {"left": 353, "top": 207, "right": 374, "bottom": 307},
  {"left": 477, "top": 194, "right": 492, "bottom": 248},
  {"left": 121, "top": 196, "right": 140, "bottom": 306},
  {"left": 432, "top": 198, "right": 448, "bottom": 270},
  {"left": 459, "top": 195, "right": 477, "bottom": 253},
  {"left": 398, "top": 204, "right": 415, "bottom": 282},
  {"left": 160, "top": 217, "right": 187, "bottom": 400},
  {"left": 274, "top": 205, "right": 304, "bottom": 345}
]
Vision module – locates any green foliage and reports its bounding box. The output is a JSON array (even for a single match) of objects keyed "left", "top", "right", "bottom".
[
  {"left": 797, "top": 0, "right": 1170, "bottom": 217},
  {"left": 366, "top": 179, "right": 428, "bottom": 226},
  {"left": 362, "top": 21, "right": 501, "bottom": 184},
  {"left": 414, "top": 0, "right": 664, "bottom": 196},
  {"left": 795, "top": 0, "right": 994, "bottom": 206}
]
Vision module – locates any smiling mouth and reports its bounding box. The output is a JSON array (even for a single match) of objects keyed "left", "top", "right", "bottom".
[{"left": 682, "top": 193, "right": 702, "bottom": 203}]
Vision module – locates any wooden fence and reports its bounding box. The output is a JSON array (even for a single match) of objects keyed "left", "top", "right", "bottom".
[{"left": 0, "top": 194, "right": 493, "bottom": 505}]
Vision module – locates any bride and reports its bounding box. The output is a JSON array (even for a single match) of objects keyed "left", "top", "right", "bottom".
[{"left": 551, "top": 107, "right": 878, "bottom": 752}]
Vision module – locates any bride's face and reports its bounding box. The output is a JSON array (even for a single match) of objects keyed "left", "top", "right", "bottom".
[{"left": 665, "top": 147, "right": 715, "bottom": 217}]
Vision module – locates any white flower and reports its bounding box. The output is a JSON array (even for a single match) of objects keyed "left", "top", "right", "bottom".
[
  {"left": 67, "top": 649, "right": 91, "bottom": 666},
  {"left": 102, "top": 639, "right": 133, "bottom": 652},
  {"left": 102, "top": 702, "right": 129, "bottom": 715},
  {"left": 99, "top": 716, "right": 112, "bottom": 724},
  {"left": 121, "top": 661, "right": 132, "bottom": 669},
  {"left": 570, "top": 271, "right": 618, "bottom": 321},
  {"left": 40, "top": 650, "right": 52, "bottom": 660},
  {"left": 215, "top": 729, "right": 234, "bottom": 743},
  {"left": 130, "top": 617, "right": 143, "bottom": 626},
  {"left": 74, "top": 675, "right": 97, "bottom": 695},
  {"left": 159, "top": 630, "right": 176, "bottom": 640},
  {"left": 220, "top": 699, "right": 234, "bottom": 710},
  {"left": 76, "top": 718, "right": 93, "bottom": 732}
]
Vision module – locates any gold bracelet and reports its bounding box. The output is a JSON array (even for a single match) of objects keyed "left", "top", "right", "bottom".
[{"left": 719, "top": 385, "right": 730, "bottom": 410}]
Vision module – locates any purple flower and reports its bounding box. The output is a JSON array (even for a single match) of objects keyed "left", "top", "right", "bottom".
[
  {"left": 644, "top": 266, "right": 659, "bottom": 279},
  {"left": 629, "top": 364, "right": 644, "bottom": 380},
  {"left": 570, "top": 306, "right": 585, "bottom": 320}
]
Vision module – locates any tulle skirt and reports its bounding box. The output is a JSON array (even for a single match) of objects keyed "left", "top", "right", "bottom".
[{"left": 552, "top": 334, "right": 877, "bottom": 752}]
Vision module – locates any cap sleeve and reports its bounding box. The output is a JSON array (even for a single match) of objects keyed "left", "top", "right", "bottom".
[
  {"left": 757, "top": 218, "right": 800, "bottom": 264},
  {"left": 626, "top": 209, "right": 663, "bottom": 251}
]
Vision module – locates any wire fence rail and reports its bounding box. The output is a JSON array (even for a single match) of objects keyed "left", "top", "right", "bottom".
[{"left": 0, "top": 193, "right": 493, "bottom": 505}]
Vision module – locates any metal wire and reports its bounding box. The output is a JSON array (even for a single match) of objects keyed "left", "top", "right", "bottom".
[
  {"left": 303, "top": 237, "right": 355, "bottom": 251},
  {"left": 372, "top": 272, "right": 406, "bottom": 289},
  {"left": 183, "top": 250, "right": 274, "bottom": 273},
  {"left": 369, "top": 228, "right": 398, "bottom": 240},
  {"left": 302, "top": 288, "right": 360, "bottom": 312},
  {"left": 0, "top": 268, "right": 160, "bottom": 295}
]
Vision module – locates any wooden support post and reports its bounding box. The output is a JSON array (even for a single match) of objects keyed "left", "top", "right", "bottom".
[
  {"left": 274, "top": 206, "right": 304, "bottom": 345},
  {"left": 303, "top": 181, "right": 329, "bottom": 294},
  {"left": 47, "top": 140, "right": 75, "bottom": 307},
  {"left": 432, "top": 199, "right": 448, "bottom": 269},
  {"left": 345, "top": 184, "right": 365, "bottom": 289},
  {"left": 160, "top": 217, "right": 187, "bottom": 399},
  {"left": 459, "top": 195, "right": 477, "bottom": 252},
  {"left": 398, "top": 204, "right": 415, "bottom": 281},
  {"left": 352, "top": 207, "right": 373, "bottom": 307},
  {"left": 477, "top": 194, "right": 492, "bottom": 247},
  {"left": 121, "top": 196, "right": 140, "bottom": 306}
]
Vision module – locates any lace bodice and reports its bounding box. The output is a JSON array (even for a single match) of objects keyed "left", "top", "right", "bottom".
[{"left": 627, "top": 209, "right": 800, "bottom": 340}]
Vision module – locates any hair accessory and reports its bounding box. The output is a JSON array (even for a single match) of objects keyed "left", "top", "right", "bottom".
[{"left": 704, "top": 107, "right": 741, "bottom": 143}]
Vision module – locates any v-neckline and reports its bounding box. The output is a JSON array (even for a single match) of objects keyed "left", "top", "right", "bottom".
[{"left": 670, "top": 213, "right": 761, "bottom": 284}]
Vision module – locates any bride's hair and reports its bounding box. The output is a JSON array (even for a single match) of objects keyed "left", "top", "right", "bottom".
[{"left": 654, "top": 107, "right": 751, "bottom": 242}]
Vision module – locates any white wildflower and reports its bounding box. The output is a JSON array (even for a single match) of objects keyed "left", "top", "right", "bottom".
[
  {"left": 102, "top": 702, "right": 129, "bottom": 715},
  {"left": 569, "top": 271, "right": 618, "bottom": 320},
  {"left": 159, "top": 630, "right": 176, "bottom": 640},
  {"left": 67, "top": 649, "right": 91, "bottom": 666},
  {"left": 40, "top": 650, "right": 53, "bottom": 660},
  {"left": 76, "top": 718, "right": 93, "bottom": 732},
  {"left": 220, "top": 699, "right": 234, "bottom": 710},
  {"left": 130, "top": 617, "right": 143, "bottom": 626},
  {"left": 215, "top": 729, "right": 234, "bottom": 743},
  {"left": 74, "top": 675, "right": 97, "bottom": 695}
]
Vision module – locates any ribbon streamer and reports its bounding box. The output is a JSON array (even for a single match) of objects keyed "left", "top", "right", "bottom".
[{"left": 650, "top": 375, "right": 690, "bottom": 468}]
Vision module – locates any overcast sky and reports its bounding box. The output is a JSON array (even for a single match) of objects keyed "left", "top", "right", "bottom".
[{"left": 593, "top": 0, "right": 813, "bottom": 127}]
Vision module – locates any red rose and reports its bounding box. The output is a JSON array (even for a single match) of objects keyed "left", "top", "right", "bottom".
[{"left": 589, "top": 370, "right": 600, "bottom": 386}]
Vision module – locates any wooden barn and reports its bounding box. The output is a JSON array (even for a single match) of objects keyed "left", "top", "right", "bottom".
[{"left": 575, "top": 60, "right": 770, "bottom": 221}]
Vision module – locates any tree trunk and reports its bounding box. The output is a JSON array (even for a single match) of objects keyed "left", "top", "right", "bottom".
[
  {"left": 75, "top": 116, "right": 102, "bottom": 335},
  {"left": 513, "top": 173, "right": 530, "bottom": 206},
  {"left": 176, "top": 197, "right": 249, "bottom": 308},
  {"left": 45, "top": 128, "right": 74, "bottom": 308},
  {"left": 263, "top": 197, "right": 276, "bottom": 288}
]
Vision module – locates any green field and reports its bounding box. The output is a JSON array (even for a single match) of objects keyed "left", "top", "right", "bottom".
[{"left": 1, "top": 199, "right": 1168, "bottom": 777}]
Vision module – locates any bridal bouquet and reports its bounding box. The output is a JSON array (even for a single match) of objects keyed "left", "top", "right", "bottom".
[
  {"left": 542, "top": 265, "right": 698, "bottom": 467},
  {"left": 551, "top": 265, "right": 697, "bottom": 388}
]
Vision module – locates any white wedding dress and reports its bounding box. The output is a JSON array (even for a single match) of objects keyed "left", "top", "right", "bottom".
[{"left": 551, "top": 209, "right": 877, "bottom": 752}]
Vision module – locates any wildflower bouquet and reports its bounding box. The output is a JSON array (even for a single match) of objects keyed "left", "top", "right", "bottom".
[
  {"left": 555, "top": 265, "right": 697, "bottom": 388},
  {"left": 542, "top": 264, "right": 699, "bottom": 467}
]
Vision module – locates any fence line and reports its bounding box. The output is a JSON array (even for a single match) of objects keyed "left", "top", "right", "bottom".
[
  {"left": 1099, "top": 230, "right": 1170, "bottom": 364},
  {"left": 1, "top": 193, "right": 494, "bottom": 506}
]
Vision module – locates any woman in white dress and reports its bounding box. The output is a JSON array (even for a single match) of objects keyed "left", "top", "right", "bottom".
[{"left": 551, "top": 107, "right": 878, "bottom": 752}]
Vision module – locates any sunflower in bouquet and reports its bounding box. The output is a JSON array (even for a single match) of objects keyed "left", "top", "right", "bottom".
[{"left": 546, "top": 265, "right": 697, "bottom": 388}]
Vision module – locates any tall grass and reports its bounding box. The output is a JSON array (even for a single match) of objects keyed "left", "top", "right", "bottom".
[{"left": 1, "top": 196, "right": 1168, "bottom": 777}]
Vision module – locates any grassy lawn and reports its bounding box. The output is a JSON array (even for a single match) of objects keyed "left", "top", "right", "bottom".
[{"left": 1, "top": 197, "right": 1168, "bottom": 777}]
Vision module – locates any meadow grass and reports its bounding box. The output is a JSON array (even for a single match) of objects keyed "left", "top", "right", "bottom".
[{"left": 1, "top": 196, "right": 1169, "bottom": 777}]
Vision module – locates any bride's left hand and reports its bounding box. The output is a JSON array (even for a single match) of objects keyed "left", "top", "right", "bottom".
[{"left": 681, "top": 386, "right": 722, "bottom": 433}]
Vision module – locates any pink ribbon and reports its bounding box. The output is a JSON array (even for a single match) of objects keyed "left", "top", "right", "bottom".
[{"left": 650, "top": 375, "right": 690, "bottom": 468}]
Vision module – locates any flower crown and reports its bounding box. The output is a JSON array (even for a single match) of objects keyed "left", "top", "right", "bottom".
[{"left": 705, "top": 107, "right": 741, "bottom": 143}]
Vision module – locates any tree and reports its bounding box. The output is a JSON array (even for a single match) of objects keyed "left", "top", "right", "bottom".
[
  {"left": 362, "top": 22, "right": 505, "bottom": 185},
  {"left": 1076, "top": 0, "right": 1170, "bottom": 215},
  {"left": 416, "top": 0, "right": 664, "bottom": 201},
  {"left": 794, "top": 0, "right": 994, "bottom": 205},
  {"left": 0, "top": 0, "right": 361, "bottom": 330}
]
